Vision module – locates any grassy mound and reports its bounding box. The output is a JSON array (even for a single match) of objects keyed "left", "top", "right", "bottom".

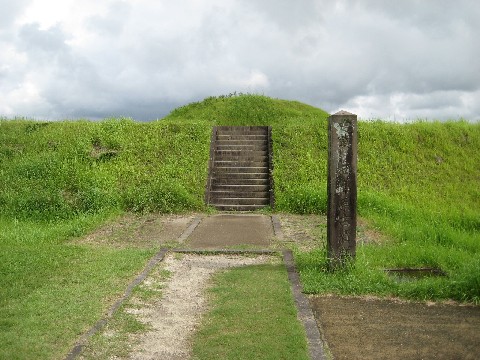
[
  {"left": 0, "top": 118, "right": 212, "bottom": 219},
  {"left": 171, "top": 95, "right": 480, "bottom": 303},
  {"left": 0, "top": 95, "right": 331, "bottom": 219},
  {"left": 166, "top": 94, "right": 331, "bottom": 213},
  {"left": 0, "top": 94, "right": 479, "bottom": 358}
]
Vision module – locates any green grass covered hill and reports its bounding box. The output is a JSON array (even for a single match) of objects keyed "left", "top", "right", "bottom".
[
  {"left": 1, "top": 94, "right": 479, "bottom": 358},
  {"left": 3, "top": 94, "right": 477, "bottom": 222}
]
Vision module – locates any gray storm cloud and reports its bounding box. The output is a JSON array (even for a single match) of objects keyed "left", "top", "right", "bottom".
[{"left": 0, "top": 0, "right": 478, "bottom": 121}]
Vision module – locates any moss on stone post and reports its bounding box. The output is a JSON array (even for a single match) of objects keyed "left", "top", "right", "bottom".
[{"left": 327, "top": 111, "right": 358, "bottom": 270}]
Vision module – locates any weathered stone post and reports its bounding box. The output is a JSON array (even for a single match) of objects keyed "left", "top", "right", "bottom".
[{"left": 327, "top": 110, "right": 357, "bottom": 270}]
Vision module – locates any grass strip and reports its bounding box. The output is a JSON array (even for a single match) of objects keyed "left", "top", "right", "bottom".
[
  {"left": 66, "top": 248, "right": 169, "bottom": 359},
  {"left": 0, "top": 215, "right": 155, "bottom": 360},
  {"left": 192, "top": 262, "right": 309, "bottom": 360}
]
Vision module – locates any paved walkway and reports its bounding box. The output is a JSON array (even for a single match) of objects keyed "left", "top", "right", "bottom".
[
  {"left": 177, "top": 213, "right": 326, "bottom": 359},
  {"left": 185, "top": 214, "right": 273, "bottom": 248}
]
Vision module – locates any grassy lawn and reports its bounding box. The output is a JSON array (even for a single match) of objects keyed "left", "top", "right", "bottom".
[
  {"left": 192, "top": 263, "right": 309, "bottom": 360},
  {"left": 293, "top": 121, "right": 480, "bottom": 304},
  {"left": 0, "top": 214, "right": 155, "bottom": 359}
]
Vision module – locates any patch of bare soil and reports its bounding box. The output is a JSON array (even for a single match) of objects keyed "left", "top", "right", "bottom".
[
  {"left": 74, "top": 213, "right": 196, "bottom": 248},
  {"left": 310, "top": 295, "right": 480, "bottom": 360},
  {"left": 276, "top": 214, "right": 389, "bottom": 250},
  {"left": 356, "top": 218, "right": 389, "bottom": 245},
  {"left": 276, "top": 214, "right": 326, "bottom": 251},
  {"left": 125, "top": 253, "right": 274, "bottom": 359}
]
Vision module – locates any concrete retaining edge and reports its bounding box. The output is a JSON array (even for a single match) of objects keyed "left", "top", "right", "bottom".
[{"left": 283, "top": 250, "right": 330, "bottom": 360}]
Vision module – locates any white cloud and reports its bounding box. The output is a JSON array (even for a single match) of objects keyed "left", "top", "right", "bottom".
[
  {"left": 341, "top": 90, "right": 480, "bottom": 121},
  {"left": 220, "top": 69, "right": 270, "bottom": 90},
  {"left": 0, "top": 0, "right": 478, "bottom": 121}
]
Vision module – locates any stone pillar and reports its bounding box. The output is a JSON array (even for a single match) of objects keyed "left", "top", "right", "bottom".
[{"left": 327, "top": 111, "right": 357, "bottom": 270}]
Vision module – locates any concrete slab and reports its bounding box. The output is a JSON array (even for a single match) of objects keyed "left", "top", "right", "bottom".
[{"left": 186, "top": 214, "right": 273, "bottom": 249}]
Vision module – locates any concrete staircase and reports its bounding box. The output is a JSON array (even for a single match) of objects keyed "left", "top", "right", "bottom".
[{"left": 205, "top": 126, "right": 274, "bottom": 211}]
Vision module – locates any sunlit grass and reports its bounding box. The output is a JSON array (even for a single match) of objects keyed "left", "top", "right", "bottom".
[
  {"left": 192, "top": 263, "right": 309, "bottom": 360},
  {"left": 0, "top": 215, "right": 154, "bottom": 359}
]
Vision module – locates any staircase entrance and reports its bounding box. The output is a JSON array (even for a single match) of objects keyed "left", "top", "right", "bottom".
[{"left": 205, "top": 126, "right": 274, "bottom": 211}]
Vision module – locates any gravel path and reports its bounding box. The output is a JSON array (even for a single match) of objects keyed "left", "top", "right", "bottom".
[{"left": 127, "top": 253, "right": 273, "bottom": 359}]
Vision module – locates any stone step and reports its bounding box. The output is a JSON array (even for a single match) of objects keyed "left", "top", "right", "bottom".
[
  {"left": 215, "top": 150, "right": 267, "bottom": 157},
  {"left": 217, "top": 128, "right": 267, "bottom": 135},
  {"left": 211, "top": 184, "right": 270, "bottom": 192},
  {"left": 213, "top": 172, "right": 269, "bottom": 180},
  {"left": 210, "top": 197, "right": 270, "bottom": 205},
  {"left": 217, "top": 134, "right": 267, "bottom": 141},
  {"left": 210, "top": 204, "right": 267, "bottom": 211},
  {"left": 214, "top": 166, "right": 268, "bottom": 174},
  {"left": 214, "top": 155, "right": 268, "bottom": 162},
  {"left": 211, "top": 178, "right": 269, "bottom": 185},
  {"left": 216, "top": 139, "right": 266, "bottom": 146},
  {"left": 214, "top": 160, "right": 268, "bottom": 167},
  {"left": 216, "top": 144, "right": 268, "bottom": 151},
  {"left": 209, "top": 191, "right": 270, "bottom": 199}
]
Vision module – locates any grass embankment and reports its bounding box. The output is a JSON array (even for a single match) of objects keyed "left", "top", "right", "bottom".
[
  {"left": 1, "top": 94, "right": 479, "bottom": 358},
  {"left": 192, "top": 263, "right": 309, "bottom": 360},
  {"left": 294, "top": 120, "right": 480, "bottom": 304}
]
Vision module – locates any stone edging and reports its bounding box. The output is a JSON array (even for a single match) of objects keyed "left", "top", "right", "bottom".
[
  {"left": 283, "top": 250, "right": 330, "bottom": 360},
  {"left": 65, "top": 248, "right": 169, "bottom": 360}
]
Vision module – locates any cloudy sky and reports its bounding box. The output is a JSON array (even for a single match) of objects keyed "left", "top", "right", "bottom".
[{"left": 1, "top": 0, "right": 479, "bottom": 121}]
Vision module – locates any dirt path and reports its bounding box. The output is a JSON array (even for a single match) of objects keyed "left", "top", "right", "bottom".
[
  {"left": 79, "top": 251, "right": 275, "bottom": 359},
  {"left": 127, "top": 253, "right": 273, "bottom": 359}
]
